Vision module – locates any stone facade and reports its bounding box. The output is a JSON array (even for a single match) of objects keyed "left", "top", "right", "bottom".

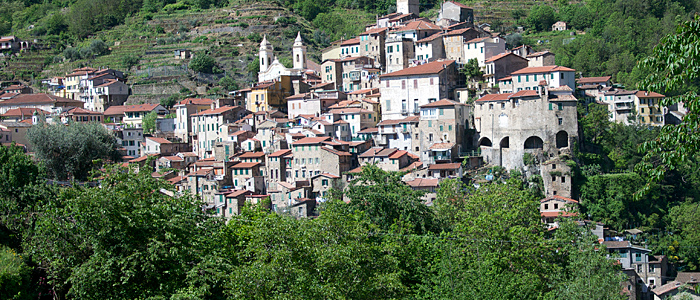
[
  {"left": 438, "top": 1, "right": 474, "bottom": 25},
  {"left": 359, "top": 28, "right": 387, "bottom": 69},
  {"left": 474, "top": 87, "right": 578, "bottom": 169},
  {"left": 385, "top": 37, "right": 415, "bottom": 73},
  {"left": 414, "top": 99, "right": 468, "bottom": 163}
]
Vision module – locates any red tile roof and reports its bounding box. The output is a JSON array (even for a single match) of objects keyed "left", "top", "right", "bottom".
[
  {"left": 429, "top": 142, "right": 455, "bottom": 150},
  {"left": 465, "top": 37, "right": 490, "bottom": 44},
  {"left": 485, "top": 52, "right": 527, "bottom": 63},
  {"left": 103, "top": 105, "right": 129, "bottom": 116},
  {"left": 193, "top": 106, "right": 239, "bottom": 116},
  {"left": 230, "top": 162, "right": 261, "bottom": 169},
  {"left": 360, "top": 27, "right": 388, "bottom": 35},
  {"left": 576, "top": 76, "right": 611, "bottom": 84},
  {"left": 146, "top": 137, "right": 172, "bottom": 144},
  {"left": 161, "top": 155, "right": 184, "bottom": 161},
  {"left": 420, "top": 99, "right": 462, "bottom": 107},
  {"left": 237, "top": 151, "right": 266, "bottom": 158},
  {"left": 380, "top": 60, "right": 455, "bottom": 78},
  {"left": 65, "top": 107, "right": 103, "bottom": 115},
  {"left": 636, "top": 90, "right": 665, "bottom": 98},
  {"left": 405, "top": 178, "right": 439, "bottom": 187},
  {"left": 177, "top": 98, "right": 213, "bottom": 106},
  {"left": 269, "top": 149, "right": 292, "bottom": 157},
  {"left": 393, "top": 20, "right": 441, "bottom": 32},
  {"left": 389, "top": 150, "right": 408, "bottom": 159},
  {"left": 322, "top": 147, "right": 351, "bottom": 156},
  {"left": 442, "top": 28, "right": 475, "bottom": 36},
  {"left": 510, "top": 65, "right": 575, "bottom": 75},
  {"left": 416, "top": 32, "right": 444, "bottom": 43},
  {"left": 1, "top": 107, "right": 50, "bottom": 117},
  {"left": 0, "top": 93, "right": 83, "bottom": 106},
  {"left": 340, "top": 37, "right": 360, "bottom": 45},
  {"left": 540, "top": 211, "right": 578, "bottom": 217},
  {"left": 292, "top": 136, "right": 331, "bottom": 145},
  {"left": 124, "top": 104, "right": 164, "bottom": 112},
  {"left": 428, "top": 162, "right": 461, "bottom": 170}
]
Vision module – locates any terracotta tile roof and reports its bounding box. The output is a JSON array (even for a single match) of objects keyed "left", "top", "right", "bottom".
[
  {"left": 177, "top": 98, "right": 213, "bottom": 106},
  {"left": 389, "top": 150, "right": 408, "bottom": 159},
  {"left": 329, "top": 108, "right": 373, "bottom": 114},
  {"left": 510, "top": 65, "right": 575, "bottom": 75},
  {"left": 230, "top": 162, "right": 261, "bottom": 169},
  {"left": 237, "top": 151, "right": 265, "bottom": 158},
  {"left": 526, "top": 50, "right": 554, "bottom": 58},
  {"left": 393, "top": 20, "right": 441, "bottom": 32},
  {"left": 292, "top": 136, "right": 331, "bottom": 145},
  {"left": 65, "top": 107, "right": 103, "bottom": 115},
  {"left": 0, "top": 93, "right": 83, "bottom": 106},
  {"left": 604, "top": 89, "right": 637, "bottom": 96},
  {"left": 129, "top": 154, "right": 159, "bottom": 163},
  {"left": 405, "top": 178, "right": 439, "bottom": 187},
  {"left": 576, "top": 76, "right": 611, "bottom": 84},
  {"left": 1, "top": 107, "right": 50, "bottom": 117},
  {"left": 675, "top": 272, "right": 700, "bottom": 284},
  {"left": 316, "top": 172, "right": 340, "bottom": 179},
  {"left": 485, "top": 52, "right": 527, "bottom": 63},
  {"left": 333, "top": 120, "right": 348, "bottom": 124},
  {"left": 340, "top": 37, "right": 360, "bottom": 45},
  {"left": 443, "top": 28, "right": 475, "bottom": 36},
  {"left": 347, "top": 88, "right": 379, "bottom": 95},
  {"left": 310, "top": 82, "right": 334, "bottom": 90},
  {"left": 651, "top": 281, "right": 688, "bottom": 296},
  {"left": 188, "top": 168, "right": 214, "bottom": 176},
  {"left": 124, "top": 104, "right": 163, "bottom": 112},
  {"left": 446, "top": 1, "right": 473, "bottom": 9},
  {"left": 103, "top": 105, "right": 129, "bottom": 115},
  {"left": 358, "top": 127, "right": 378, "bottom": 133},
  {"left": 347, "top": 166, "right": 364, "bottom": 173},
  {"left": 548, "top": 85, "right": 573, "bottom": 92},
  {"left": 359, "top": 147, "right": 386, "bottom": 158},
  {"left": 360, "top": 27, "right": 388, "bottom": 35},
  {"left": 380, "top": 60, "right": 455, "bottom": 78},
  {"left": 400, "top": 161, "right": 423, "bottom": 172},
  {"left": 161, "top": 155, "right": 184, "bottom": 161},
  {"left": 193, "top": 106, "right": 239, "bottom": 116},
  {"left": 498, "top": 76, "right": 512, "bottom": 81},
  {"left": 428, "top": 162, "right": 461, "bottom": 170},
  {"left": 95, "top": 79, "right": 122, "bottom": 87},
  {"left": 511, "top": 90, "right": 540, "bottom": 98},
  {"left": 420, "top": 99, "right": 462, "bottom": 107},
  {"left": 416, "top": 32, "right": 444, "bottom": 43},
  {"left": 540, "top": 195, "right": 578, "bottom": 203},
  {"left": 636, "top": 90, "right": 665, "bottom": 98},
  {"left": 269, "top": 149, "right": 292, "bottom": 157},
  {"left": 179, "top": 152, "right": 198, "bottom": 157},
  {"left": 465, "top": 37, "right": 490, "bottom": 44},
  {"left": 429, "top": 142, "right": 455, "bottom": 150},
  {"left": 167, "top": 176, "right": 187, "bottom": 184},
  {"left": 322, "top": 147, "right": 351, "bottom": 156},
  {"left": 147, "top": 137, "right": 172, "bottom": 144},
  {"left": 377, "top": 115, "right": 420, "bottom": 125}
]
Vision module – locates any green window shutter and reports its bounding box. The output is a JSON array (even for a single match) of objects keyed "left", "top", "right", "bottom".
[{"left": 549, "top": 103, "right": 553, "bottom": 110}]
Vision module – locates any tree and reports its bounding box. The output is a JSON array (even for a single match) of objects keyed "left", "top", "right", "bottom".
[
  {"left": 142, "top": 111, "right": 158, "bottom": 134},
  {"left": 668, "top": 201, "right": 700, "bottom": 270},
  {"left": 24, "top": 165, "right": 224, "bottom": 299},
  {"left": 637, "top": 15, "right": 700, "bottom": 194},
  {"left": 218, "top": 76, "right": 239, "bottom": 91},
  {"left": 27, "top": 121, "right": 120, "bottom": 180},
  {"left": 160, "top": 94, "right": 179, "bottom": 109},
  {"left": 247, "top": 57, "right": 260, "bottom": 75},
  {"left": 189, "top": 54, "right": 216, "bottom": 73},
  {"left": 89, "top": 39, "right": 109, "bottom": 56},
  {"left": 121, "top": 54, "right": 140, "bottom": 70},
  {"left": 0, "top": 246, "right": 33, "bottom": 300},
  {"left": 340, "top": 164, "right": 437, "bottom": 234},
  {"left": 526, "top": 5, "right": 557, "bottom": 32},
  {"left": 460, "top": 58, "right": 483, "bottom": 83}
]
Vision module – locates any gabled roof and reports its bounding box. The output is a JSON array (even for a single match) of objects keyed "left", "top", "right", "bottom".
[
  {"left": 146, "top": 137, "right": 172, "bottom": 144},
  {"left": 389, "top": 150, "right": 409, "bottom": 159},
  {"left": 510, "top": 89, "right": 540, "bottom": 98},
  {"left": 360, "top": 27, "right": 388, "bottom": 35},
  {"left": 237, "top": 151, "right": 265, "bottom": 158},
  {"left": 576, "top": 76, "right": 611, "bottom": 84},
  {"left": 540, "top": 195, "right": 578, "bottom": 203},
  {"left": 377, "top": 115, "right": 420, "bottom": 125},
  {"left": 442, "top": 27, "right": 475, "bottom": 36},
  {"left": 328, "top": 108, "right": 373, "bottom": 114},
  {"left": 465, "top": 37, "right": 490, "bottom": 44},
  {"left": 177, "top": 98, "right": 213, "bottom": 106},
  {"left": 485, "top": 52, "right": 528, "bottom": 63},
  {"left": 65, "top": 107, "right": 103, "bottom": 115},
  {"left": 428, "top": 163, "right": 461, "bottom": 170},
  {"left": 103, "top": 105, "right": 129, "bottom": 116},
  {"left": 193, "top": 106, "right": 239, "bottom": 116},
  {"left": 230, "top": 162, "right": 261, "bottom": 169},
  {"left": 322, "top": 147, "right": 351, "bottom": 156},
  {"left": 358, "top": 127, "right": 378, "bottom": 133},
  {"left": 0, "top": 93, "right": 83, "bottom": 107},
  {"left": 635, "top": 90, "right": 665, "bottom": 98},
  {"left": 161, "top": 155, "right": 184, "bottom": 161},
  {"left": 417, "top": 32, "right": 444, "bottom": 43},
  {"left": 314, "top": 172, "right": 341, "bottom": 179},
  {"left": 1, "top": 107, "right": 50, "bottom": 117},
  {"left": 393, "top": 20, "right": 441, "bottom": 32},
  {"left": 269, "top": 149, "right": 292, "bottom": 157},
  {"left": 380, "top": 60, "right": 455, "bottom": 78},
  {"left": 420, "top": 99, "right": 462, "bottom": 108},
  {"left": 340, "top": 37, "right": 360, "bottom": 46},
  {"left": 510, "top": 65, "right": 574, "bottom": 75},
  {"left": 124, "top": 104, "right": 164, "bottom": 112},
  {"left": 292, "top": 136, "right": 331, "bottom": 145}
]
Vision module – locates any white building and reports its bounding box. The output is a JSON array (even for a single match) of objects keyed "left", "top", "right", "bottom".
[
  {"left": 510, "top": 66, "right": 576, "bottom": 92},
  {"left": 174, "top": 98, "right": 214, "bottom": 143},
  {"left": 463, "top": 36, "right": 506, "bottom": 66},
  {"left": 379, "top": 60, "right": 458, "bottom": 120}
]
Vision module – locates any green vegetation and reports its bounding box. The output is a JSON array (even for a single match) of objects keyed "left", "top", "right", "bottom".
[{"left": 27, "top": 121, "right": 120, "bottom": 180}]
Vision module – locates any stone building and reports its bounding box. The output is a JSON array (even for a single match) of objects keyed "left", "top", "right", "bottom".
[
  {"left": 397, "top": 0, "right": 419, "bottom": 15},
  {"left": 474, "top": 85, "right": 578, "bottom": 169},
  {"left": 483, "top": 52, "right": 529, "bottom": 87},
  {"left": 510, "top": 65, "right": 576, "bottom": 92},
  {"left": 415, "top": 33, "right": 445, "bottom": 63},
  {"left": 541, "top": 157, "right": 573, "bottom": 198},
  {"left": 527, "top": 51, "right": 556, "bottom": 67},
  {"left": 414, "top": 99, "right": 468, "bottom": 164},
  {"left": 442, "top": 28, "right": 481, "bottom": 64},
  {"left": 385, "top": 37, "right": 415, "bottom": 73},
  {"left": 437, "top": 1, "right": 474, "bottom": 26},
  {"left": 290, "top": 136, "right": 352, "bottom": 181},
  {"left": 464, "top": 36, "right": 506, "bottom": 66},
  {"left": 359, "top": 27, "right": 388, "bottom": 69}
]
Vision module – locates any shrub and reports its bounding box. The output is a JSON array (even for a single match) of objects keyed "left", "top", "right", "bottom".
[{"left": 189, "top": 54, "right": 216, "bottom": 73}]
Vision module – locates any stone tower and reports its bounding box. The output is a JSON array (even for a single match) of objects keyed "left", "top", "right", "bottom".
[
  {"left": 292, "top": 32, "right": 307, "bottom": 70},
  {"left": 397, "top": 0, "right": 419, "bottom": 15},
  {"left": 259, "top": 35, "right": 273, "bottom": 73}
]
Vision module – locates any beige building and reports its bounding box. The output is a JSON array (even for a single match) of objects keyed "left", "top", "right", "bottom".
[
  {"left": 474, "top": 86, "right": 579, "bottom": 169},
  {"left": 290, "top": 136, "right": 352, "bottom": 181},
  {"left": 539, "top": 195, "right": 578, "bottom": 228},
  {"left": 635, "top": 91, "right": 665, "bottom": 126},
  {"left": 0, "top": 93, "right": 84, "bottom": 115},
  {"left": 414, "top": 99, "right": 468, "bottom": 164},
  {"left": 527, "top": 51, "right": 556, "bottom": 67},
  {"left": 191, "top": 106, "right": 249, "bottom": 158},
  {"left": 484, "top": 52, "right": 529, "bottom": 87},
  {"left": 359, "top": 27, "right": 388, "bottom": 69},
  {"left": 442, "top": 28, "right": 481, "bottom": 64},
  {"left": 174, "top": 98, "right": 214, "bottom": 142},
  {"left": 385, "top": 37, "right": 415, "bottom": 73}
]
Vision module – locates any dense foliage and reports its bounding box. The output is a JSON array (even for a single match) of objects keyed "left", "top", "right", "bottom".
[{"left": 27, "top": 121, "right": 120, "bottom": 181}]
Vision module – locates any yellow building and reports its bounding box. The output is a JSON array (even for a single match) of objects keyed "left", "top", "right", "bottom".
[
  {"left": 249, "top": 77, "right": 292, "bottom": 113},
  {"left": 635, "top": 91, "right": 665, "bottom": 126}
]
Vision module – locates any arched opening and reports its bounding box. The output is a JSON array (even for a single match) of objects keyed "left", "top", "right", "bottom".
[
  {"left": 500, "top": 137, "right": 509, "bottom": 148},
  {"left": 524, "top": 136, "right": 544, "bottom": 149},
  {"left": 556, "top": 131, "right": 569, "bottom": 148},
  {"left": 478, "top": 137, "right": 492, "bottom": 147}
]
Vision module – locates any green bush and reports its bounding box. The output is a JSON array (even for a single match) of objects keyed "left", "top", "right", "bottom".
[{"left": 189, "top": 54, "right": 216, "bottom": 73}]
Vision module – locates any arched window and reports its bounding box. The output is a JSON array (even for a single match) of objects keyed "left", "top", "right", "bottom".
[{"left": 524, "top": 136, "right": 544, "bottom": 149}]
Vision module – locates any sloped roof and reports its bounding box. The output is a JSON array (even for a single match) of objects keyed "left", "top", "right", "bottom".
[
  {"left": 636, "top": 90, "right": 665, "bottom": 98},
  {"left": 428, "top": 162, "right": 461, "bottom": 170},
  {"left": 485, "top": 52, "right": 528, "bottom": 63},
  {"left": 540, "top": 195, "right": 578, "bottom": 203},
  {"left": 510, "top": 65, "right": 575, "bottom": 75},
  {"left": 269, "top": 149, "right": 292, "bottom": 157},
  {"left": 292, "top": 136, "right": 331, "bottom": 145},
  {"left": 237, "top": 151, "right": 265, "bottom": 158},
  {"left": 446, "top": 1, "right": 473, "bottom": 9},
  {"left": 340, "top": 37, "right": 360, "bottom": 45},
  {"left": 193, "top": 106, "right": 239, "bottom": 116},
  {"left": 124, "top": 104, "right": 164, "bottom": 112},
  {"left": 1, "top": 107, "right": 50, "bottom": 117},
  {"left": 576, "top": 76, "right": 611, "bottom": 84},
  {"left": 322, "top": 147, "right": 351, "bottom": 156},
  {"left": 380, "top": 60, "right": 455, "bottom": 78},
  {"left": 146, "top": 137, "right": 172, "bottom": 144},
  {"left": 177, "top": 98, "right": 213, "bottom": 106},
  {"left": 0, "top": 93, "right": 83, "bottom": 107},
  {"left": 420, "top": 99, "right": 462, "bottom": 107},
  {"left": 230, "top": 162, "right": 261, "bottom": 169},
  {"left": 405, "top": 178, "right": 439, "bottom": 187},
  {"left": 103, "top": 105, "right": 129, "bottom": 116}
]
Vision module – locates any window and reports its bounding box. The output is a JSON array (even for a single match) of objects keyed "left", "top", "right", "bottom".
[
  {"left": 439, "top": 108, "right": 444, "bottom": 115},
  {"left": 430, "top": 78, "right": 434, "bottom": 85},
  {"left": 501, "top": 103, "right": 505, "bottom": 109},
  {"left": 558, "top": 103, "right": 563, "bottom": 110},
  {"left": 548, "top": 103, "right": 553, "bottom": 110},
  {"left": 386, "top": 80, "right": 389, "bottom": 87},
  {"left": 448, "top": 125, "right": 452, "bottom": 131},
  {"left": 544, "top": 204, "right": 549, "bottom": 209},
  {"left": 635, "top": 253, "right": 642, "bottom": 262},
  {"left": 439, "top": 125, "right": 443, "bottom": 131},
  {"left": 649, "top": 265, "right": 655, "bottom": 272},
  {"left": 489, "top": 104, "right": 494, "bottom": 109},
  {"left": 561, "top": 176, "right": 565, "bottom": 183},
  {"left": 637, "top": 264, "right": 643, "bottom": 273},
  {"left": 554, "top": 203, "right": 559, "bottom": 209},
  {"left": 558, "top": 118, "right": 563, "bottom": 125},
  {"left": 428, "top": 120, "right": 432, "bottom": 127},
  {"left": 322, "top": 179, "right": 328, "bottom": 186},
  {"left": 619, "top": 251, "right": 627, "bottom": 258},
  {"left": 402, "top": 80, "right": 406, "bottom": 89}
]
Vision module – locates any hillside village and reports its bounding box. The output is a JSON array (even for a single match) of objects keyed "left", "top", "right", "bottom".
[{"left": 0, "top": 0, "right": 697, "bottom": 298}]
